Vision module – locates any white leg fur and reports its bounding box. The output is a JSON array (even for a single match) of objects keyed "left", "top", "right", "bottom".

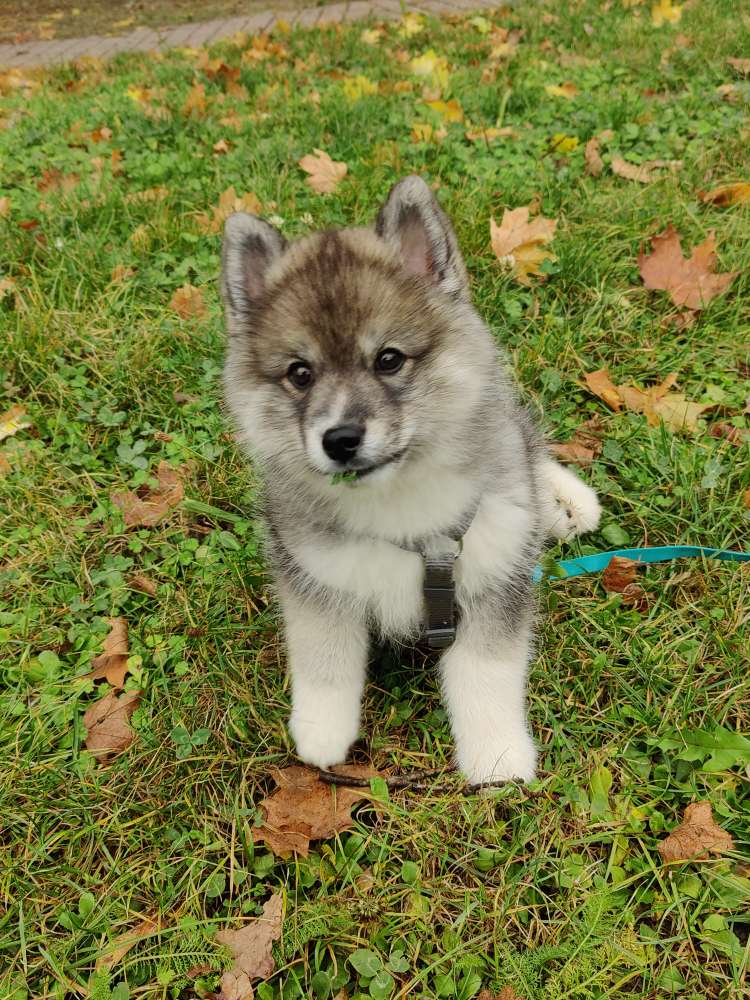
[
  {"left": 440, "top": 631, "right": 537, "bottom": 784},
  {"left": 540, "top": 459, "right": 601, "bottom": 540},
  {"left": 281, "top": 589, "right": 368, "bottom": 769}
]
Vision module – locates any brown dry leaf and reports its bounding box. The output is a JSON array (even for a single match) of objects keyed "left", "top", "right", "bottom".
[
  {"left": 213, "top": 138, "right": 231, "bottom": 155},
  {"left": 699, "top": 182, "right": 750, "bottom": 207},
  {"left": 197, "top": 187, "right": 263, "bottom": 234},
  {"left": 0, "top": 404, "right": 31, "bottom": 441},
  {"left": 83, "top": 690, "right": 140, "bottom": 761},
  {"left": 96, "top": 914, "right": 161, "bottom": 972},
  {"left": 425, "top": 98, "right": 463, "bottom": 122},
  {"left": 298, "top": 149, "right": 347, "bottom": 194},
  {"left": 545, "top": 82, "right": 578, "bottom": 99},
  {"left": 585, "top": 369, "right": 712, "bottom": 431},
  {"left": 551, "top": 440, "right": 596, "bottom": 465},
  {"left": 170, "top": 283, "right": 206, "bottom": 319},
  {"left": 611, "top": 156, "right": 681, "bottom": 183},
  {"left": 216, "top": 893, "right": 283, "bottom": 999},
  {"left": 489, "top": 207, "right": 557, "bottom": 285},
  {"left": 129, "top": 573, "right": 158, "bottom": 596},
  {"left": 727, "top": 57, "right": 750, "bottom": 75},
  {"left": 465, "top": 125, "right": 515, "bottom": 142},
  {"left": 253, "top": 765, "right": 379, "bottom": 857},
  {"left": 584, "top": 369, "right": 622, "bottom": 412},
  {"left": 584, "top": 136, "right": 604, "bottom": 177},
  {"left": 183, "top": 82, "right": 207, "bottom": 117},
  {"left": 658, "top": 801, "right": 734, "bottom": 863},
  {"left": 111, "top": 264, "right": 135, "bottom": 283},
  {"left": 638, "top": 225, "right": 737, "bottom": 310},
  {"left": 0, "top": 195, "right": 11, "bottom": 217},
  {"left": 37, "top": 168, "right": 80, "bottom": 195},
  {"left": 603, "top": 556, "right": 638, "bottom": 593},
  {"left": 709, "top": 422, "right": 747, "bottom": 445},
  {"left": 86, "top": 617, "right": 130, "bottom": 688},
  {"left": 112, "top": 461, "right": 185, "bottom": 528}
]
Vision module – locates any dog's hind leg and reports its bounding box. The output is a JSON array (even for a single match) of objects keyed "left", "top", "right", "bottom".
[{"left": 539, "top": 458, "right": 602, "bottom": 541}]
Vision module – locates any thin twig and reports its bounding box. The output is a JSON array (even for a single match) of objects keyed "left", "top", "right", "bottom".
[{"left": 317, "top": 767, "right": 559, "bottom": 798}]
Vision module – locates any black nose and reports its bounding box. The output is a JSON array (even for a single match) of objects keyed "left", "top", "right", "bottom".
[{"left": 322, "top": 424, "right": 364, "bottom": 464}]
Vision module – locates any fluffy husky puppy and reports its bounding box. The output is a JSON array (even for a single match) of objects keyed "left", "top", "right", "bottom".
[{"left": 221, "top": 176, "right": 600, "bottom": 784}]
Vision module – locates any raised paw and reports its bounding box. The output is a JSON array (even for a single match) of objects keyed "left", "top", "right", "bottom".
[{"left": 542, "top": 459, "right": 602, "bottom": 541}]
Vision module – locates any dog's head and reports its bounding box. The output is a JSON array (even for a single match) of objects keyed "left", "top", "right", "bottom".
[{"left": 222, "top": 176, "right": 495, "bottom": 488}]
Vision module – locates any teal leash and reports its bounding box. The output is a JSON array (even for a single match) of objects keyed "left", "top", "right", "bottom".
[{"left": 532, "top": 545, "right": 750, "bottom": 584}]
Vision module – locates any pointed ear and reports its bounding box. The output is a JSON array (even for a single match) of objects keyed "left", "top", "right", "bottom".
[
  {"left": 221, "top": 212, "right": 287, "bottom": 326},
  {"left": 375, "top": 175, "right": 470, "bottom": 301}
]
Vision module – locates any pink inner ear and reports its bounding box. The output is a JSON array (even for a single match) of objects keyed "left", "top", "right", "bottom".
[{"left": 400, "top": 220, "right": 434, "bottom": 279}]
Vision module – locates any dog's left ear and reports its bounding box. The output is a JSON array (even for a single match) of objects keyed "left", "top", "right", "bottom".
[{"left": 375, "top": 175, "right": 470, "bottom": 301}]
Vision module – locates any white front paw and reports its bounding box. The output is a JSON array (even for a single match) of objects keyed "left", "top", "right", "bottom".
[
  {"left": 456, "top": 730, "right": 537, "bottom": 785},
  {"left": 289, "top": 709, "right": 358, "bottom": 770},
  {"left": 544, "top": 461, "right": 602, "bottom": 540}
]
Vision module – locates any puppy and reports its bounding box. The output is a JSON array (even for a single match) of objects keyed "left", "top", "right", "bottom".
[{"left": 221, "top": 176, "right": 600, "bottom": 783}]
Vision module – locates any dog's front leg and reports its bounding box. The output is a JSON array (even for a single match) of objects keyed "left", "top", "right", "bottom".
[
  {"left": 440, "top": 619, "right": 537, "bottom": 785},
  {"left": 280, "top": 587, "right": 368, "bottom": 770}
]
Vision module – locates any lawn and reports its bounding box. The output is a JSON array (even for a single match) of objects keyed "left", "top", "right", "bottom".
[{"left": 1, "top": 1, "right": 749, "bottom": 998}]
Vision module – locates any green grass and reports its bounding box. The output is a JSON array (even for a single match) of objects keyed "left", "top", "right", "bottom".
[{"left": 1, "top": 2, "right": 749, "bottom": 998}]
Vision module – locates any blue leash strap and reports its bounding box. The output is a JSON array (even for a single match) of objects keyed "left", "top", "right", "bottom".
[{"left": 532, "top": 545, "right": 750, "bottom": 583}]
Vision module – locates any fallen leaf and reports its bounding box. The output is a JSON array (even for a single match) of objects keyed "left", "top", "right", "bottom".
[
  {"left": 86, "top": 617, "right": 130, "bottom": 688},
  {"left": 37, "top": 168, "right": 80, "bottom": 195},
  {"left": 584, "top": 369, "right": 622, "bottom": 411},
  {"left": 129, "top": 573, "right": 158, "bottom": 596},
  {"left": 549, "top": 132, "right": 579, "bottom": 153},
  {"left": 183, "top": 82, "right": 206, "bottom": 117},
  {"left": 170, "top": 283, "right": 206, "bottom": 319},
  {"left": 88, "top": 125, "right": 113, "bottom": 142},
  {"left": 479, "top": 989, "right": 526, "bottom": 1000},
  {"left": 410, "top": 49, "right": 450, "bottom": 91},
  {"left": 584, "top": 136, "right": 604, "bottom": 176},
  {"left": 253, "top": 765, "right": 379, "bottom": 857},
  {"left": 652, "top": 0, "right": 682, "bottom": 27},
  {"left": 699, "top": 182, "right": 750, "bottom": 207},
  {"left": 659, "top": 801, "right": 734, "bottom": 863},
  {"left": 603, "top": 556, "right": 638, "bottom": 594},
  {"left": 411, "top": 122, "right": 447, "bottom": 143},
  {"left": 96, "top": 914, "right": 160, "bottom": 972},
  {"left": 213, "top": 138, "right": 231, "bottom": 154},
  {"left": 611, "top": 156, "right": 681, "bottom": 183},
  {"left": 0, "top": 404, "right": 31, "bottom": 441},
  {"left": 425, "top": 98, "right": 464, "bottom": 122},
  {"left": 465, "top": 125, "right": 515, "bottom": 142},
  {"left": 584, "top": 369, "right": 711, "bottom": 431},
  {"left": 216, "top": 893, "right": 283, "bottom": 1000},
  {"left": 638, "top": 226, "right": 737, "bottom": 310},
  {"left": 111, "top": 264, "right": 135, "bottom": 282},
  {"left": 709, "top": 422, "right": 747, "bottom": 445},
  {"left": 112, "top": 461, "right": 185, "bottom": 528},
  {"left": 744, "top": 488, "right": 750, "bottom": 509},
  {"left": 360, "top": 28, "right": 382, "bottom": 45},
  {"left": 298, "top": 149, "right": 347, "bottom": 195},
  {"left": 545, "top": 82, "right": 578, "bottom": 99},
  {"left": 0, "top": 195, "right": 10, "bottom": 216},
  {"left": 83, "top": 690, "right": 140, "bottom": 761},
  {"left": 727, "top": 57, "right": 750, "bottom": 75},
  {"left": 490, "top": 207, "right": 557, "bottom": 285},
  {"left": 197, "top": 187, "right": 262, "bottom": 234},
  {"left": 398, "top": 12, "right": 424, "bottom": 37},
  {"left": 0, "top": 276, "right": 17, "bottom": 304},
  {"left": 551, "top": 440, "right": 596, "bottom": 465},
  {"left": 342, "top": 74, "right": 378, "bottom": 101}
]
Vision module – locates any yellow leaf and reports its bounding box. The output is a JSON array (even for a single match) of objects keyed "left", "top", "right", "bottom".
[
  {"left": 465, "top": 125, "right": 516, "bottom": 142},
  {"left": 550, "top": 133, "right": 580, "bottom": 153},
  {"left": 360, "top": 28, "right": 382, "bottom": 45},
  {"left": 298, "top": 149, "right": 347, "bottom": 195},
  {"left": 197, "top": 187, "right": 263, "bottom": 234},
  {"left": 699, "top": 182, "right": 750, "bottom": 207},
  {"left": 545, "top": 82, "right": 579, "bottom": 99},
  {"left": 0, "top": 404, "right": 31, "bottom": 442},
  {"left": 170, "top": 284, "right": 206, "bottom": 319},
  {"left": 274, "top": 18, "right": 291, "bottom": 34},
  {"left": 182, "top": 82, "right": 206, "bottom": 117},
  {"left": 490, "top": 207, "right": 557, "bottom": 286},
  {"left": 425, "top": 98, "right": 464, "bottom": 123},
  {"left": 342, "top": 75, "right": 378, "bottom": 101},
  {"left": 652, "top": 0, "right": 682, "bottom": 27},
  {"left": 399, "top": 13, "right": 425, "bottom": 37},
  {"left": 113, "top": 17, "right": 136, "bottom": 29},
  {"left": 410, "top": 122, "right": 447, "bottom": 143},
  {"left": 410, "top": 49, "right": 450, "bottom": 92}
]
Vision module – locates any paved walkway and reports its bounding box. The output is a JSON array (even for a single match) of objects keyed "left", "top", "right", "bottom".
[{"left": 0, "top": 1, "right": 503, "bottom": 69}]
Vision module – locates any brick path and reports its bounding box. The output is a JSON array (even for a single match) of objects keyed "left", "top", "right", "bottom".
[{"left": 0, "top": 1, "right": 504, "bottom": 69}]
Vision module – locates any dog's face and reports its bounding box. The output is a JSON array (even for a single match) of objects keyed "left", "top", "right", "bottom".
[{"left": 222, "top": 177, "right": 494, "bottom": 487}]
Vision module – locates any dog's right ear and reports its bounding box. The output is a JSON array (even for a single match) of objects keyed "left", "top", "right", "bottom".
[{"left": 221, "top": 212, "right": 287, "bottom": 325}]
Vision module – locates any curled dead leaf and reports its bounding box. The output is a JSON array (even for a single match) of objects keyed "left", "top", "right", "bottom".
[
  {"left": 584, "top": 369, "right": 711, "bottom": 431},
  {"left": 86, "top": 617, "right": 130, "bottom": 688},
  {"left": 298, "top": 149, "right": 347, "bottom": 194},
  {"left": 83, "top": 689, "right": 140, "bottom": 761},
  {"left": 611, "top": 156, "right": 681, "bottom": 184},
  {"left": 658, "top": 801, "right": 734, "bottom": 863},
  {"left": 584, "top": 369, "right": 622, "bottom": 412},
  {"left": 638, "top": 225, "right": 736, "bottom": 310},
  {"left": 170, "top": 283, "right": 206, "bottom": 319},
  {"left": 112, "top": 461, "right": 185, "bottom": 528},
  {"left": 253, "top": 765, "right": 380, "bottom": 857},
  {"left": 96, "top": 914, "right": 161, "bottom": 972},
  {"left": 129, "top": 573, "right": 158, "bottom": 596},
  {"left": 216, "top": 893, "right": 283, "bottom": 1000},
  {"left": 584, "top": 136, "right": 604, "bottom": 177},
  {"left": 699, "top": 182, "right": 750, "bottom": 207}
]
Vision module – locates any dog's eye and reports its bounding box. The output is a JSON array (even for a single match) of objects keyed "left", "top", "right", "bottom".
[
  {"left": 286, "top": 362, "right": 314, "bottom": 390},
  {"left": 374, "top": 348, "right": 406, "bottom": 374}
]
